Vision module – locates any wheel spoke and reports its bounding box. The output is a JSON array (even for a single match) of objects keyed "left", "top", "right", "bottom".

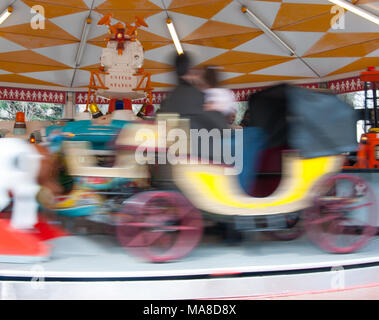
[
  {"left": 343, "top": 202, "right": 373, "bottom": 211},
  {"left": 327, "top": 220, "right": 345, "bottom": 235},
  {"left": 153, "top": 232, "right": 174, "bottom": 248},
  {"left": 122, "top": 221, "right": 198, "bottom": 232},
  {"left": 123, "top": 222, "right": 162, "bottom": 228},
  {"left": 341, "top": 216, "right": 371, "bottom": 226},
  {"left": 144, "top": 205, "right": 165, "bottom": 216},
  {"left": 307, "top": 213, "right": 343, "bottom": 225},
  {"left": 176, "top": 206, "right": 195, "bottom": 219},
  {"left": 127, "top": 230, "right": 164, "bottom": 247},
  {"left": 315, "top": 202, "right": 350, "bottom": 212},
  {"left": 160, "top": 225, "right": 199, "bottom": 231}
]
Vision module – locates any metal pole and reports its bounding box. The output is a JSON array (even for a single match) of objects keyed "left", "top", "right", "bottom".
[
  {"left": 240, "top": 5, "right": 321, "bottom": 78},
  {"left": 373, "top": 82, "right": 378, "bottom": 128},
  {"left": 364, "top": 81, "right": 368, "bottom": 133}
]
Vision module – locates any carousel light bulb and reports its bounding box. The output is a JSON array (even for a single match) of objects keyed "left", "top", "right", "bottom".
[
  {"left": 0, "top": 7, "right": 13, "bottom": 25},
  {"left": 166, "top": 18, "right": 183, "bottom": 55},
  {"left": 75, "top": 17, "right": 92, "bottom": 67}
]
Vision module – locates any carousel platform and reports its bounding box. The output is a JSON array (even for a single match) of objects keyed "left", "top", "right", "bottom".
[{"left": 0, "top": 233, "right": 378, "bottom": 299}]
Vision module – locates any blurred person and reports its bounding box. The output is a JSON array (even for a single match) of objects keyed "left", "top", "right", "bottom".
[
  {"left": 202, "top": 65, "right": 237, "bottom": 128},
  {"left": 227, "top": 112, "right": 242, "bottom": 129},
  {"left": 159, "top": 53, "right": 228, "bottom": 131},
  {"left": 200, "top": 66, "right": 245, "bottom": 244},
  {"left": 227, "top": 112, "right": 236, "bottom": 125},
  {"left": 155, "top": 53, "right": 229, "bottom": 189},
  {"left": 240, "top": 110, "right": 250, "bottom": 128}
]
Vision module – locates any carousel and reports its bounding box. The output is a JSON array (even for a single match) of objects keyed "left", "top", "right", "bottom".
[{"left": 0, "top": 0, "right": 378, "bottom": 300}]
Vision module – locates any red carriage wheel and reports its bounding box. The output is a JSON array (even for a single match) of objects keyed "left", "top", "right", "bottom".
[
  {"left": 116, "top": 191, "right": 203, "bottom": 262},
  {"left": 304, "top": 174, "right": 378, "bottom": 253}
]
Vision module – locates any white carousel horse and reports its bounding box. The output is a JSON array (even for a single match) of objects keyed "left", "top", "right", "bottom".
[{"left": 0, "top": 138, "right": 41, "bottom": 230}]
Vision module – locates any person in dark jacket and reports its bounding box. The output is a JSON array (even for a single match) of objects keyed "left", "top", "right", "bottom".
[
  {"left": 159, "top": 53, "right": 228, "bottom": 131},
  {"left": 154, "top": 53, "right": 222, "bottom": 186}
]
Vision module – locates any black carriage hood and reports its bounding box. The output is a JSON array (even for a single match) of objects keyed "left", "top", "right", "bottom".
[{"left": 247, "top": 84, "right": 358, "bottom": 158}]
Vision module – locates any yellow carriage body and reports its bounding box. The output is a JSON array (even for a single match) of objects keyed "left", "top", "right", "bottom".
[
  {"left": 114, "top": 113, "right": 345, "bottom": 217},
  {"left": 61, "top": 112, "right": 344, "bottom": 217},
  {"left": 173, "top": 154, "right": 343, "bottom": 216}
]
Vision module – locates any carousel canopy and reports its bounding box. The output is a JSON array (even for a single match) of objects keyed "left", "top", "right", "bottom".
[{"left": 0, "top": 0, "right": 377, "bottom": 90}]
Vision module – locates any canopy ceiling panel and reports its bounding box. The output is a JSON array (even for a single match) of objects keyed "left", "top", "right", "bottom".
[{"left": 0, "top": 0, "right": 377, "bottom": 90}]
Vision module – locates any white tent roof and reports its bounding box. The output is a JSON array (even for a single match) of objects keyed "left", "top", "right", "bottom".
[{"left": 0, "top": 0, "right": 377, "bottom": 91}]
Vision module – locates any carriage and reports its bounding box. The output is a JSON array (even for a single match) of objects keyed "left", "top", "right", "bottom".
[{"left": 41, "top": 84, "right": 378, "bottom": 262}]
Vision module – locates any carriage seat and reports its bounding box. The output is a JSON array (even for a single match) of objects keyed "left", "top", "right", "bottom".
[
  {"left": 235, "top": 127, "right": 266, "bottom": 194},
  {"left": 62, "top": 141, "right": 149, "bottom": 179},
  {"left": 249, "top": 145, "right": 289, "bottom": 197}
]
